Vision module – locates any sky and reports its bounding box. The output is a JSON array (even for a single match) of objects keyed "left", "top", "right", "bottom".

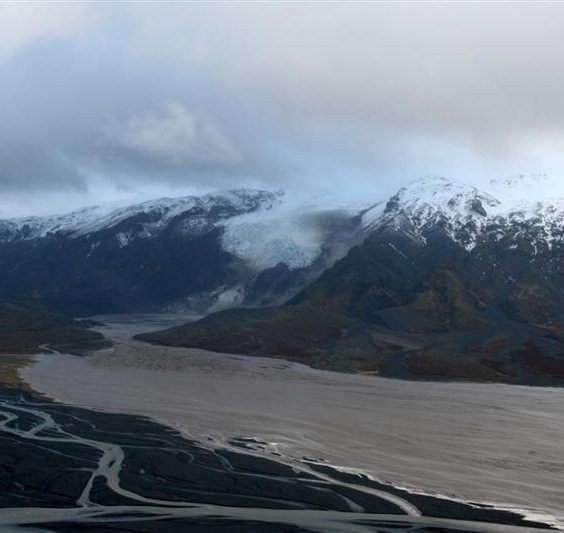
[{"left": 2, "top": 2, "right": 564, "bottom": 217}]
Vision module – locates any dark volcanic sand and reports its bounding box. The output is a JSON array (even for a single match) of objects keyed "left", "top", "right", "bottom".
[
  {"left": 19, "top": 315, "right": 564, "bottom": 531},
  {"left": 0, "top": 385, "right": 553, "bottom": 532}
]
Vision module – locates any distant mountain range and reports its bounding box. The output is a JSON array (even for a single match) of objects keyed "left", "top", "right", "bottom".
[{"left": 138, "top": 174, "right": 564, "bottom": 385}]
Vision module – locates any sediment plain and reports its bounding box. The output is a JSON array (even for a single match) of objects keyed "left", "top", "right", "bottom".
[{"left": 21, "top": 315, "right": 564, "bottom": 529}]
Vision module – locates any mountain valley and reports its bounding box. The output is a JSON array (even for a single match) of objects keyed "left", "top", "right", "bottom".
[{"left": 137, "top": 175, "right": 564, "bottom": 385}]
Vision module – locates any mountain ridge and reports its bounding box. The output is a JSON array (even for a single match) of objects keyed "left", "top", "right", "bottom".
[
  {"left": 0, "top": 188, "right": 373, "bottom": 315},
  {"left": 0, "top": 189, "right": 283, "bottom": 243},
  {"left": 137, "top": 174, "right": 564, "bottom": 386}
]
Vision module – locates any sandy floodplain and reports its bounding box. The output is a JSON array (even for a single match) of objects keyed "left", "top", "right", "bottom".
[{"left": 21, "top": 318, "right": 564, "bottom": 528}]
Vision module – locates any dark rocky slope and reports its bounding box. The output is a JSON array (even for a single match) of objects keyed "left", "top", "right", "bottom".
[{"left": 0, "top": 299, "right": 108, "bottom": 354}]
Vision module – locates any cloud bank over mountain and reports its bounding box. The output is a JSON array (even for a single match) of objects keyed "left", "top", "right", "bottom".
[{"left": 2, "top": 3, "right": 564, "bottom": 215}]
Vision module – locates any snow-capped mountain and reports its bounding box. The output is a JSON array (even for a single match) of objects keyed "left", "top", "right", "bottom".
[
  {"left": 0, "top": 189, "right": 281, "bottom": 244},
  {"left": 363, "top": 176, "right": 501, "bottom": 250},
  {"left": 366, "top": 174, "right": 564, "bottom": 253},
  {"left": 144, "top": 174, "right": 564, "bottom": 386},
  {"left": 0, "top": 189, "right": 372, "bottom": 315},
  {"left": 2, "top": 174, "right": 564, "bottom": 318}
]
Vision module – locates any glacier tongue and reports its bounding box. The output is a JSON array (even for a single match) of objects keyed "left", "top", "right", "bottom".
[
  {"left": 220, "top": 191, "right": 381, "bottom": 271},
  {"left": 221, "top": 210, "right": 325, "bottom": 270}
]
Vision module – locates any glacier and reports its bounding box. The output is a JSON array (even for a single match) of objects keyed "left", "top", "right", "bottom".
[{"left": 2, "top": 173, "right": 564, "bottom": 270}]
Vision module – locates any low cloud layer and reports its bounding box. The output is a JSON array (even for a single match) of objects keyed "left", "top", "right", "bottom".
[
  {"left": 1, "top": 3, "right": 564, "bottom": 216},
  {"left": 106, "top": 103, "right": 241, "bottom": 166}
]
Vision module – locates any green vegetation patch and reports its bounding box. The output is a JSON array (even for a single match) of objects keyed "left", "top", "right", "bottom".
[{"left": 0, "top": 354, "right": 32, "bottom": 389}]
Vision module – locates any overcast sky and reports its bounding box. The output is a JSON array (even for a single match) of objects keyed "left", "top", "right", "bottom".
[{"left": 1, "top": 2, "right": 564, "bottom": 216}]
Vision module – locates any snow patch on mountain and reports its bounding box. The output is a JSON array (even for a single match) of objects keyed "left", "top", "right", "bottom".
[
  {"left": 0, "top": 189, "right": 281, "bottom": 244},
  {"left": 116, "top": 232, "right": 133, "bottom": 248},
  {"left": 372, "top": 175, "right": 564, "bottom": 252},
  {"left": 0, "top": 205, "right": 117, "bottom": 243},
  {"left": 369, "top": 176, "right": 499, "bottom": 250}
]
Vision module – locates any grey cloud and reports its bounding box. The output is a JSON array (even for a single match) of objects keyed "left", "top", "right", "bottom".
[
  {"left": 1, "top": 3, "right": 564, "bottom": 215},
  {"left": 103, "top": 102, "right": 242, "bottom": 168}
]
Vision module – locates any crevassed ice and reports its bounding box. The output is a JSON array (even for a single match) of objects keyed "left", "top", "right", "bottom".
[{"left": 221, "top": 215, "right": 324, "bottom": 270}]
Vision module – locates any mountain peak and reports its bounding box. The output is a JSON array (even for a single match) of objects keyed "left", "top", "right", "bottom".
[
  {"left": 371, "top": 174, "right": 564, "bottom": 252},
  {"left": 374, "top": 177, "right": 499, "bottom": 249},
  {"left": 395, "top": 176, "right": 498, "bottom": 208}
]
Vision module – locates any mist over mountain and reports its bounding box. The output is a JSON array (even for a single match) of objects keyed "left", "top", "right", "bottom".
[{"left": 4, "top": 4, "right": 564, "bottom": 216}]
